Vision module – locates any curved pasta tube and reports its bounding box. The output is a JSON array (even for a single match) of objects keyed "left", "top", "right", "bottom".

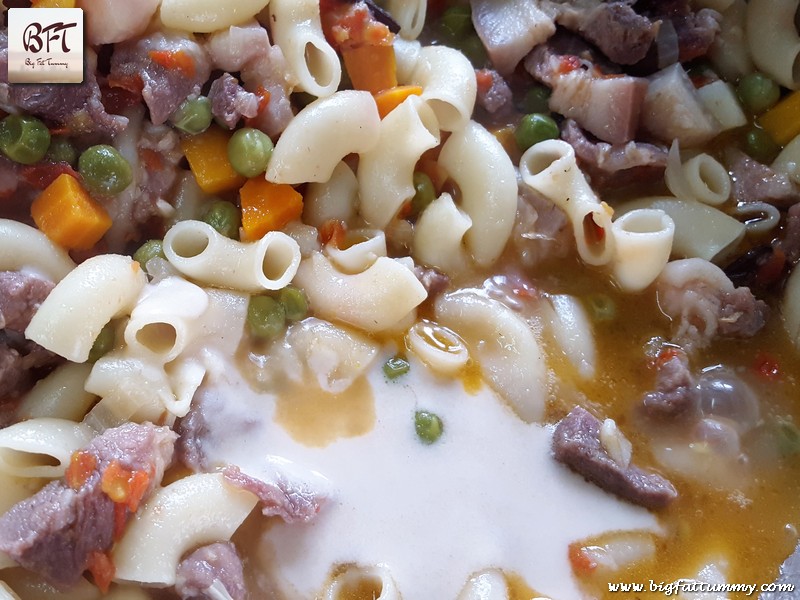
[
  {"left": 113, "top": 473, "right": 258, "bottom": 586},
  {"left": 519, "top": 139, "right": 615, "bottom": 266},
  {"left": 393, "top": 37, "right": 421, "bottom": 82},
  {"left": 541, "top": 295, "right": 597, "bottom": 379},
  {"left": 618, "top": 196, "right": 745, "bottom": 262},
  {"left": 294, "top": 252, "right": 427, "bottom": 333},
  {"left": 746, "top": 0, "right": 800, "bottom": 89},
  {"left": 413, "top": 192, "right": 472, "bottom": 275},
  {"left": 665, "top": 142, "right": 731, "bottom": 206},
  {"left": 0, "top": 581, "right": 20, "bottom": 599},
  {"left": 409, "top": 45, "right": 477, "bottom": 132},
  {"left": 0, "top": 419, "right": 94, "bottom": 479},
  {"left": 435, "top": 291, "right": 547, "bottom": 423},
  {"left": 733, "top": 201, "right": 782, "bottom": 235},
  {"left": 0, "top": 219, "right": 75, "bottom": 281},
  {"left": 268, "top": 0, "right": 341, "bottom": 97},
  {"left": 163, "top": 220, "right": 301, "bottom": 292},
  {"left": 772, "top": 133, "right": 800, "bottom": 186},
  {"left": 708, "top": 0, "right": 754, "bottom": 82},
  {"left": 386, "top": 0, "right": 426, "bottom": 39},
  {"left": 25, "top": 255, "right": 146, "bottom": 363},
  {"left": 405, "top": 320, "right": 469, "bottom": 376},
  {"left": 164, "top": 357, "right": 207, "bottom": 417},
  {"left": 18, "top": 362, "right": 96, "bottom": 422},
  {"left": 124, "top": 277, "right": 209, "bottom": 363},
  {"left": 160, "top": 0, "right": 271, "bottom": 33},
  {"left": 358, "top": 95, "right": 440, "bottom": 228},
  {"left": 783, "top": 266, "right": 800, "bottom": 350},
  {"left": 266, "top": 91, "right": 381, "bottom": 184},
  {"left": 438, "top": 121, "right": 518, "bottom": 268},
  {"left": 457, "top": 569, "right": 510, "bottom": 600},
  {"left": 325, "top": 229, "right": 387, "bottom": 274},
  {"left": 303, "top": 161, "right": 359, "bottom": 228},
  {"left": 610, "top": 209, "right": 675, "bottom": 293},
  {"left": 324, "top": 565, "right": 401, "bottom": 600}
]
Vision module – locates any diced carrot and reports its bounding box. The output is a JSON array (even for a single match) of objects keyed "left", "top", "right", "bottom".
[
  {"left": 754, "top": 351, "right": 781, "bottom": 381},
  {"left": 373, "top": 85, "right": 423, "bottom": 119},
  {"left": 148, "top": 50, "right": 196, "bottom": 77},
  {"left": 65, "top": 451, "right": 97, "bottom": 491},
  {"left": 240, "top": 178, "right": 304, "bottom": 241},
  {"left": 31, "top": 0, "right": 75, "bottom": 7},
  {"left": 475, "top": 69, "right": 494, "bottom": 95},
  {"left": 180, "top": 127, "right": 246, "bottom": 195},
  {"left": 342, "top": 44, "right": 398, "bottom": 94},
  {"left": 31, "top": 173, "right": 112, "bottom": 251},
  {"left": 86, "top": 551, "right": 115, "bottom": 594},
  {"left": 126, "top": 469, "right": 151, "bottom": 512},
  {"left": 759, "top": 90, "right": 800, "bottom": 146}
]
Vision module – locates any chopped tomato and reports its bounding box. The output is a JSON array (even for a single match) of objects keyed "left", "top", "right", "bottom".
[
  {"left": 101, "top": 460, "right": 152, "bottom": 511},
  {"left": 557, "top": 55, "right": 583, "bottom": 75},
  {"left": 139, "top": 148, "right": 163, "bottom": 172},
  {"left": 568, "top": 542, "right": 598, "bottom": 575},
  {"left": 319, "top": 219, "right": 347, "bottom": 248},
  {"left": 583, "top": 213, "right": 606, "bottom": 246},
  {"left": 86, "top": 551, "right": 115, "bottom": 594},
  {"left": 101, "top": 83, "right": 143, "bottom": 115},
  {"left": 65, "top": 451, "right": 97, "bottom": 490},
  {"left": 755, "top": 246, "right": 786, "bottom": 287},
  {"left": 322, "top": 2, "right": 393, "bottom": 50},
  {"left": 21, "top": 162, "right": 79, "bottom": 190},
  {"left": 475, "top": 69, "right": 494, "bottom": 95},
  {"left": 754, "top": 351, "right": 781, "bottom": 381},
  {"left": 244, "top": 86, "right": 271, "bottom": 127},
  {"left": 148, "top": 50, "right": 196, "bottom": 77},
  {"left": 126, "top": 468, "right": 151, "bottom": 512},
  {"left": 113, "top": 502, "right": 128, "bottom": 541}
]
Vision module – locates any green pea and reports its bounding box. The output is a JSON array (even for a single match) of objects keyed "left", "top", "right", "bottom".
[
  {"left": 514, "top": 113, "right": 559, "bottom": 152},
  {"left": 520, "top": 86, "right": 551, "bottom": 114},
  {"left": 383, "top": 356, "right": 410, "bottom": 380},
  {"left": 737, "top": 72, "right": 781, "bottom": 115},
  {"left": 88, "top": 322, "right": 116, "bottom": 363},
  {"left": 170, "top": 96, "right": 212, "bottom": 135},
  {"left": 46, "top": 136, "right": 77, "bottom": 165},
  {"left": 247, "top": 295, "right": 286, "bottom": 339},
  {"left": 133, "top": 239, "right": 165, "bottom": 273},
  {"left": 440, "top": 5, "right": 473, "bottom": 40},
  {"left": 414, "top": 410, "right": 443, "bottom": 444},
  {"left": 279, "top": 286, "right": 308, "bottom": 321},
  {"left": 774, "top": 418, "right": 800, "bottom": 457},
  {"left": 585, "top": 293, "right": 616, "bottom": 322},
  {"left": 743, "top": 127, "right": 779, "bottom": 164},
  {"left": 0, "top": 114, "right": 51, "bottom": 165},
  {"left": 457, "top": 34, "right": 488, "bottom": 68},
  {"left": 78, "top": 145, "right": 133, "bottom": 196},
  {"left": 202, "top": 200, "right": 241, "bottom": 239},
  {"left": 228, "top": 127, "right": 274, "bottom": 178},
  {"left": 411, "top": 171, "right": 436, "bottom": 215}
]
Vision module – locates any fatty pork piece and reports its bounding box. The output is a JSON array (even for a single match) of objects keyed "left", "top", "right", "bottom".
[
  {"left": 175, "top": 542, "right": 246, "bottom": 600},
  {"left": 640, "top": 63, "right": 721, "bottom": 147},
  {"left": 524, "top": 32, "right": 647, "bottom": 144},
  {"left": 0, "top": 423, "right": 177, "bottom": 589},
  {"left": 207, "top": 73, "right": 260, "bottom": 130},
  {"left": 656, "top": 258, "right": 768, "bottom": 352},
  {"left": 109, "top": 31, "right": 212, "bottom": 125},
  {"left": 553, "top": 406, "right": 678, "bottom": 509},
  {"left": 560, "top": 119, "right": 668, "bottom": 190},
  {"left": 0, "top": 34, "right": 125, "bottom": 136}
]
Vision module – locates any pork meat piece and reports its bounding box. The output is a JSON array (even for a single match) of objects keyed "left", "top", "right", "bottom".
[
  {"left": 208, "top": 74, "right": 260, "bottom": 130},
  {"left": 729, "top": 150, "right": 800, "bottom": 209},
  {"left": 642, "top": 348, "right": 699, "bottom": 420},
  {"left": 175, "top": 542, "right": 246, "bottom": 600},
  {"left": 553, "top": 406, "right": 678, "bottom": 509},
  {"left": 0, "top": 271, "right": 54, "bottom": 332}
]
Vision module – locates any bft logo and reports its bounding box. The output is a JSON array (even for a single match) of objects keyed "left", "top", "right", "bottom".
[{"left": 7, "top": 8, "right": 84, "bottom": 84}]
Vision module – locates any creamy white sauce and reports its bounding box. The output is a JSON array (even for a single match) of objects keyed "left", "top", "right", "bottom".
[{"left": 201, "top": 353, "right": 658, "bottom": 600}]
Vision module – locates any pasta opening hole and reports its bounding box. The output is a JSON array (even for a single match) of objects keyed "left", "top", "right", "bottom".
[
  {"left": 305, "top": 42, "right": 336, "bottom": 88},
  {"left": 697, "top": 159, "right": 728, "bottom": 197},
  {"left": 170, "top": 230, "right": 210, "bottom": 259},
  {"left": 618, "top": 212, "right": 667, "bottom": 235},
  {"left": 1, "top": 450, "right": 61, "bottom": 470},
  {"left": 428, "top": 99, "right": 461, "bottom": 131},
  {"left": 523, "top": 148, "right": 565, "bottom": 178},
  {"left": 135, "top": 322, "right": 178, "bottom": 355},
  {"left": 262, "top": 242, "right": 295, "bottom": 281},
  {"left": 334, "top": 574, "right": 384, "bottom": 600},
  {"left": 583, "top": 213, "right": 608, "bottom": 249}
]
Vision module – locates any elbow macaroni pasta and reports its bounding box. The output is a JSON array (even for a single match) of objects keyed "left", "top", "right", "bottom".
[
  {"left": 0, "top": 219, "right": 75, "bottom": 282},
  {"left": 665, "top": 143, "right": 732, "bottom": 206},
  {"left": 268, "top": 0, "right": 341, "bottom": 97},
  {"left": 266, "top": 91, "right": 381, "bottom": 184},
  {"left": 25, "top": 255, "right": 147, "bottom": 363},
  {"left": 163, "top": 220, "right": 301, "bottom": 292},
  {"left": 746, "top": 0, "right": 800, "bottom": 89}
]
